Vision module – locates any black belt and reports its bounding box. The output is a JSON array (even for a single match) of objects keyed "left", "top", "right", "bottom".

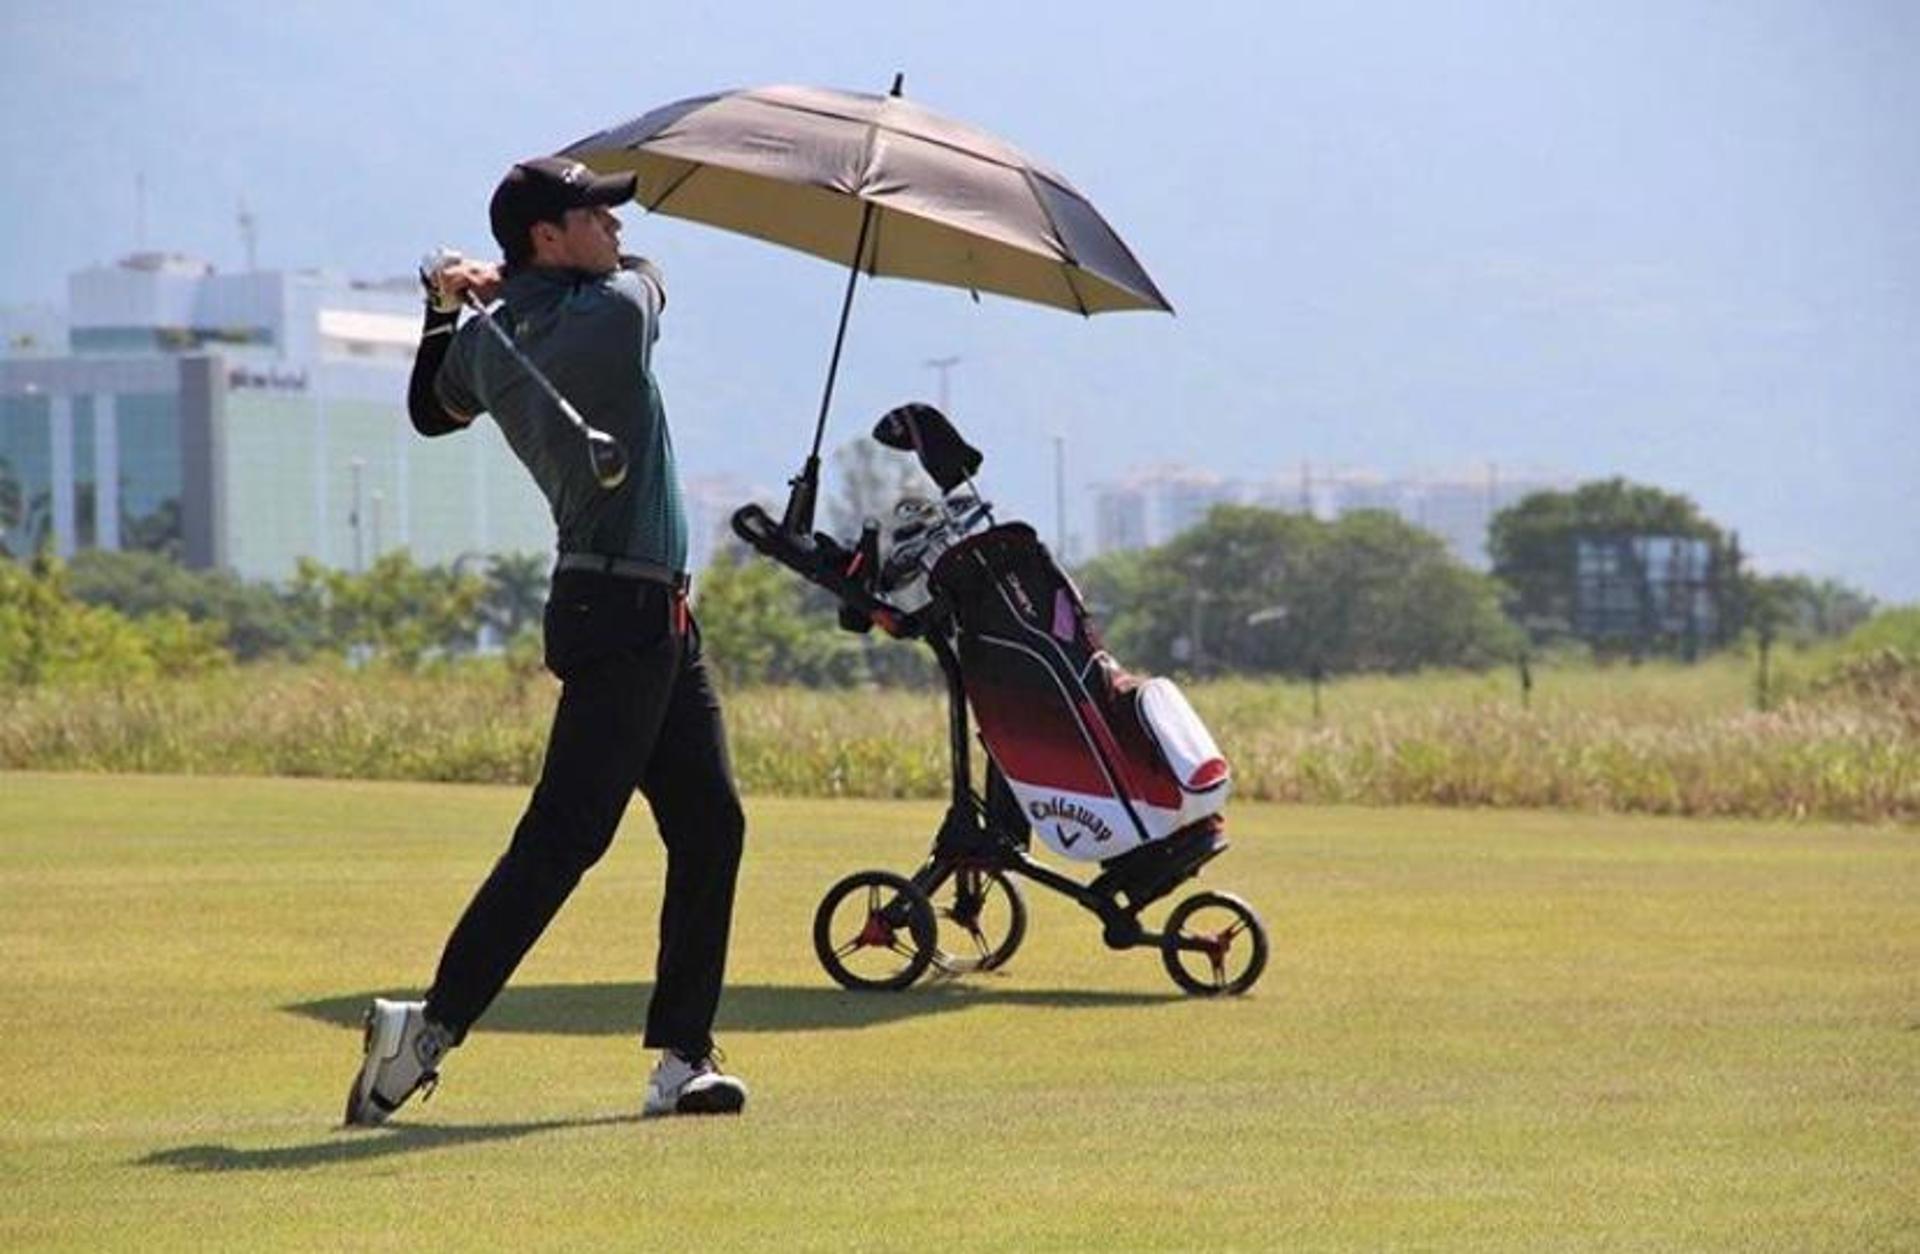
[{"left": 554, "top": 553, "right": 689, "bottom": 591}]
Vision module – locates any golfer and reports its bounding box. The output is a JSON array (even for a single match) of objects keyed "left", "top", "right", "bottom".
[{"left": 346, "top": 156, "right": 747, "bottom": 1123}]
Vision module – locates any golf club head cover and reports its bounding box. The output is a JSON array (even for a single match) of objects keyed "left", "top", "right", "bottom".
[{"left": 872, "top": 402, "right": 983, "bottom": 493}]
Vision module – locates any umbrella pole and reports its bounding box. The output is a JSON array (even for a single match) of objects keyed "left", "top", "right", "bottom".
[{"left": 781, "top": 198, "right": 878, "bottom": 536}]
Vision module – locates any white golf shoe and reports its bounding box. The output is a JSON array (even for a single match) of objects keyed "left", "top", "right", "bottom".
[
  {"left": 642, "top": 1049, "right": 748, "bottom": 1118},
  {"left": 343, "top": 998, "right": 452, "bottom": 1127}
]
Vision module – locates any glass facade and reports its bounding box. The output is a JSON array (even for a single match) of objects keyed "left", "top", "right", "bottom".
[
  {"left": 115, "top": 392, "right": 185, "bottom": 555},
  {"left": 5, "top": 260, "right": 559, "bottom": 579},
  {"left": 72, "top": 326, "right": 274, "bottom": 354},
  {"left": 71, "top": 395, "right": 94, "bottom": 547},
  {"left": 218, "top": 387, "right": 552, "bottom": 579},
  {"left": 4, "top": 362, "right": 552, "bottom": 578},
  {"left": 0, "top": 393, "right": 51, "bottom": 557},
  {"left": 0, "top": 387, "right": 186, "bottom": 559},
  {"left": 1573, "top": 534, "right": 1719, "bottom": 653}
]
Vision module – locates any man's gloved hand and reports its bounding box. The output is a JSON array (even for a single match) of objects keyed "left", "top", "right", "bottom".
[
  {"left": 419, "top": 248, "right": 466, "bottom": 313},
  {"left": 419, "top": 249, "right": 502, "bottom": 313}
]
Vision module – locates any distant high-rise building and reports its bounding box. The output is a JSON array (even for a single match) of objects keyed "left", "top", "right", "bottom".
[
  {"left": 1091, "top": 465, "right": 1252, "bottom": 554},
  {"left": 0, "top": 253, "right": 552, "bottom": 576},
  {"left": 1087, "top": 459, "right": 1564, "bottom": 566},
  {"left": 1319, "top": 472, "right": 1399, "bottom": 517}
]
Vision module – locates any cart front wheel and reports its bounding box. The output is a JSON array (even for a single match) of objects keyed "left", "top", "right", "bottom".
[
  {"left": 1159, "top": 891, "right": 1269, "bottom": 996},
  {"left": 813, "top": 870, "right": 938, "bottom": 991},
  {"left": 932, "top": 865, "right": 1027, "bottom": 975}
]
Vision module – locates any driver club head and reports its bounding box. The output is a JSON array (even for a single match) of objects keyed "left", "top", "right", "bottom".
[{"left": 584, "top": 428, "right": 629, "bottom": 490}]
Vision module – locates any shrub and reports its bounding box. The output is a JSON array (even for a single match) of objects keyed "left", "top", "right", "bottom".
[
  {"left": 66, "top": 549, "right": 310, "bottom": 660},
  {"left": 0, "top": 556, "right": 227, "bottom": 688}
]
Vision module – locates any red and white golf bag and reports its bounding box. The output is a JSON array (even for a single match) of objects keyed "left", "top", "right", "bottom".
[{"left": 928, "top": 523, "right": 1230, "bottom": 862}]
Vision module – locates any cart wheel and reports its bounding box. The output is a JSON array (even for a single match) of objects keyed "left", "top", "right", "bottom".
[
  {"left": 931, "top": 866, "right": 1028, "bottom": 975},
  {"left": 1159, "top": 891, "right": 1269, "bottom": 996},
  {"left": 813, "top": 870, "right": 938, "bottom": 991}
]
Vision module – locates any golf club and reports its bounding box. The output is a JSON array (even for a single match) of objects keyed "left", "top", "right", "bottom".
[{"left": 457, "top": 292, "right": 629, "bottom": 491}]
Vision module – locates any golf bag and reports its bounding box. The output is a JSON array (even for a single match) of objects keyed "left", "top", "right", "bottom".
[{"left": 928, "top": 523, "right": 1229, "bottom": 862}]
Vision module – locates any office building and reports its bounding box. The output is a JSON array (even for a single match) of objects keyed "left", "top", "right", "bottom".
[{"left": 0, "top": 253, "right": 552, "bottom": 578}]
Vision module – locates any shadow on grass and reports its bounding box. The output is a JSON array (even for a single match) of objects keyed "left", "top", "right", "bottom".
[
  {"left": 139, "top": 1113, "right": 639, "bottom": 1173},
  {"left": 143, "top": 984, "right": 1170, "bottom": 1175},
  {"left": 286, "top": 980, "right": 1173, "bottom": 1038}
]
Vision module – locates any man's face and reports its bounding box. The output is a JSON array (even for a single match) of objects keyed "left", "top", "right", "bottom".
[{"left": 547, "top": 204, "right": 622, "bottom": 273}]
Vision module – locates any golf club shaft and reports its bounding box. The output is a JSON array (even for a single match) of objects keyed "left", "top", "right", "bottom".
[
  {"left": 457, "top": 291, "right": 629, "bottom": 490},
  {"left": 460, "top": 293, "right": 594, "bottom": 435}
]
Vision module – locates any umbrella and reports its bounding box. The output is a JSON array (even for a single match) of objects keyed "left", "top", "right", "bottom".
[{"left": 560, "top": 75, "right": 1171, "bottom": 532}]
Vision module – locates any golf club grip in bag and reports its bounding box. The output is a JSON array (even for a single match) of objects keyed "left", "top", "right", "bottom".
[{"left": 929, "top": 524, "right": 1230, "bottom": 862}]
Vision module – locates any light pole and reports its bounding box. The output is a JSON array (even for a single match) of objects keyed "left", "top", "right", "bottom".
[
  {"left": 923, "top": 355, "right": 961, "bottom": 414},
  {"left": 1053, "top": 434, "right": 1067, "bottom": 558},
  {"left": 453, "top": 550, "right": 491, "bottom": 652},
  {"left": 348, "top": 457, "right": 366, "bottom": 573},
  {"left": 1247, "top": 604, "right": 1289, "bottom": 687},
  {"left": 1180, "top": 555, "right": 1211, "bottom": 675}
]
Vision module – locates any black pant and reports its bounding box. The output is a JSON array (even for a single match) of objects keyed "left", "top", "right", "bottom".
[{"left": 424, "top": 570, "right": 745, "bottom": 1056}]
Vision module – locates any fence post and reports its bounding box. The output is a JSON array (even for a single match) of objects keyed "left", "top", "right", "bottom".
[{"left": 1755, "top": 625, "right": 1774, "bottom": 712}]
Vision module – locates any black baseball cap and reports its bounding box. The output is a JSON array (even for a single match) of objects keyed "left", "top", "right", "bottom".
[{"left": 489, "top": 157, "right": 638, "bottom": 254}]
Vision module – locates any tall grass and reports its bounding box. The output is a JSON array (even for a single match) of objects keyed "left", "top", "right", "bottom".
[{"left": 1, "top": 653, "right": 1913, "bottom": 822}]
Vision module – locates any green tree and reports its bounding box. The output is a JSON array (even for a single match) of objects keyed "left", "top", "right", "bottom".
[
  {"left": 479, "top": 551, "right": 550, "bottom": 644},
  {"left": 1316, "top": 510, "right": 1522, "bottom": 673},
  {"left": 1082, "top": 521, "right": 1168, "bottom": 671},
  {"left": 691, "top": 551, "right": 866, "bottom": 688},
  {"left": 66, "top": 549, "right": 310, "bottom": 660},
  {"left": 120, "top": 497, "right": 183, "bottom": 558},
  {"left": 1489, "top": 478, "right": 1740, "bottom": 652},
  {"left": 288, "top": 551, "right": 485, "bottom": 668},
  {"left": 1746, "top": 573, "right": 1875, "bottom": 645},
  {"left": 1834, "top": 605, "right": 1920, "bottom": 657},
  {"left": 9, "top": 487, "right": 53, "bottom": 559},
  {"left": 1078, "top": 505, "right": 1519, "bottom": 677},
  {"left": 693, "top": 441, "right": 942, "bottom": 689},
  {"left": 0, "top": 554, "right": 227, "bottom": 687}
]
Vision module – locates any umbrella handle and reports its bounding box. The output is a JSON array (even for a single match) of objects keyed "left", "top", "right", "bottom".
[
  {"left": 780, "top": 455, "right": 822, "bottom": 536},
  {"left": 786, "top": 197, "right": 879, "bottom": 535},
  {"left": 806, "top": 199, "right": 878, "bottom": 463}
]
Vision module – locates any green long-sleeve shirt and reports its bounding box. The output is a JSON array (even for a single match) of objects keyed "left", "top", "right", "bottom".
[{"left": 435, "top": 260, "right": 688, "bottom": 571}]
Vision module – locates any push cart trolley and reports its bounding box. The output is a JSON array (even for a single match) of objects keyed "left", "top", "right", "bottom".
[{"left": 732, "top": 403, "right": 1269, "bottom": 996}]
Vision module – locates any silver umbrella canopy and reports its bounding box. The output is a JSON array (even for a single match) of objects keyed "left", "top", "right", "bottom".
[{"left": 560, "top": 75, "right": 1171, "bottom": 531}]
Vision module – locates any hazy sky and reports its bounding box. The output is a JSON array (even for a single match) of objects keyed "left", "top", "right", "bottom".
[{"left": 3, "top": 1, "right": 1915, "bottom": 597}]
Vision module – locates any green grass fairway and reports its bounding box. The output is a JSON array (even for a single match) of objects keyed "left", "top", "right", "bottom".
[{"left": 2, "top": 775, "right": 1914, "bottom": 1251}]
